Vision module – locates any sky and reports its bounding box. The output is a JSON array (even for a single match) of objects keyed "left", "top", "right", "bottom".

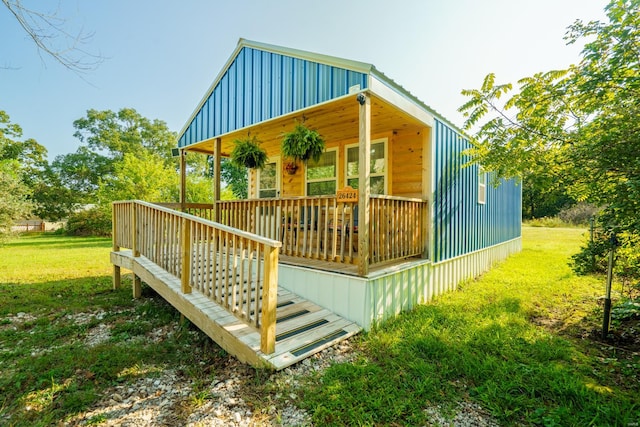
[{"left": 0, "top": 0, "right": 608, "bottom": 161}]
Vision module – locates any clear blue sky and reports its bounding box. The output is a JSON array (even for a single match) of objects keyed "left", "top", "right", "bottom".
[{"left": 1, "top": 0, "right": 606, "bottom": 160}]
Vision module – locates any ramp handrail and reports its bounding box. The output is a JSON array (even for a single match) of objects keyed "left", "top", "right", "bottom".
[{"left": 112, "top": 200, "right": 281, "bottom": 354}]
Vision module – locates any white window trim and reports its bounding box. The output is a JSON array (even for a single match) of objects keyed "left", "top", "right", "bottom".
[
  {"left": 304, "top": 147, "right": 338, "bottom": 196},
  {"left": 344, "top": 138, "right": 388, "bottom": 194},
  {"left": 257, "top": 155, "right": 281, "bottom": 198},
  {"left": 478, "top": 166, "right": 487, "bottom": 205}
]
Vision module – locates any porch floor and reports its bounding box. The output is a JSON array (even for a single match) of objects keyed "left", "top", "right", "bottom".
[
  {"left": 111, "top": 250, "right": 361, "bottom": 370},
  {"left": 278, "top": 253, "right": 424, "bottom": 277}
]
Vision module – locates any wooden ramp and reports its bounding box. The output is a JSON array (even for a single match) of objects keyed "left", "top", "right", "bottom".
[{"left": 111, "top": 250, "right": 361, "bottom": 370}]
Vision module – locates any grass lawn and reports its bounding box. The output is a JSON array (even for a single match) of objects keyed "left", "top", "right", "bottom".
[
  {"left": 0, "top": 234, "right": 229, "bottom": 426},
  {"left": 301, "top": 227, "right": 640, "bottom": 426},
  {"left": 0, "top": 228, "right": 638, "bottom": 426}
]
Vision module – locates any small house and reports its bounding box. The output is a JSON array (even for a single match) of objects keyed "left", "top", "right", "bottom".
[{"left": 111, "top": 39, "right": 521, "bottom": 369}]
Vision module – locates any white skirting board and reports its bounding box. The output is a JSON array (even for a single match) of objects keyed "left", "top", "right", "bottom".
[{"left": 278, "top": 237, "right": 522, "bottom": 330}]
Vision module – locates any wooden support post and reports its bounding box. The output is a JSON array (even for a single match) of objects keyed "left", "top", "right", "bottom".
[
  {"left": 213, "top": 138, "right": 222, "bottom": 222},
  {"left": 180, "top": 217, "right": 192, "bottom": 294},
  {"left": 357, "top": 93, "right": 371, "bottom": 276},
  {"left": 113, "top": 266, "right": 121, "bottom": 290},
  {"left": 112, "top": 202, "right": 121, "bottom": 289},
  {"left": 260, "top": 244, "right": 279, "bottom": 354},
  {"left": 133, "top": 274, "right": 142, "bottom": 299},
  {"left": 421, "top": 127, "right": 432, "bottom": 259},
  {"left": 180, "top": 149, "right": 187, "bottom": 212}
]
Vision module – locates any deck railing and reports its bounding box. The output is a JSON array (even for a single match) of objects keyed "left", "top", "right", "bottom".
[
  {"left": 112, "top": 200, "right": 281, "bottom": 354},
  {"left": 214, "top": 195, "right": 428, "bottom": 267}
]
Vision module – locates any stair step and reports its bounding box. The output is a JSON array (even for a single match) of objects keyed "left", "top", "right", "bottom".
[{"left": 112, "top": 249, "right": 361, "bottom": 370}]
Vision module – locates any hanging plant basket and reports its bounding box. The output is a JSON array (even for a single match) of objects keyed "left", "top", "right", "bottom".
[
  {"left": 281, "top": 122, "right": 325, "bottom": 164},
  {"left": 285, "top": 162, "right": 298, "bottom": 175},
  {"left": 230, "top": 136, "right": 268, "bottom": 169}
]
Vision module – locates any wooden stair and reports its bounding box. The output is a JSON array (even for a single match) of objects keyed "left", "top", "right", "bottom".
[{"left": 111, "top": 250, "right": 361, "bottom": 370}]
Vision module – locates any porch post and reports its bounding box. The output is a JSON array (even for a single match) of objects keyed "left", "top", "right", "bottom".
[
  {"left": 357, "top": 93, "right": 371, "bottom": 276},
  {"left": 180, "top": 149, "right": 187, "bottom": 212},
  {"left": 112, "top": 202, "right": 121, "bottom": 290},
  {"left": 213, "top": 138, "right": 222, "bottom": 222},
  {"left": 421, "top": 127, "right": 431, "bottom": 259}
]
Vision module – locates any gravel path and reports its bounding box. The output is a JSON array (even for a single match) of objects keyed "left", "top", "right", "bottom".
[
  {"left": 4, "top": 310, "right": 498, "bottom": 426},
  {"left": 64, "top": 335, "right": 499, "bottom": 426}
]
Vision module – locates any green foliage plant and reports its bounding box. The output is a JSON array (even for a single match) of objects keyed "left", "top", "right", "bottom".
[
  {"left": 301, "top": 227, "right": 638, "bottom": 426},
  {"left": 230, "top": 136, "right": 268, "bottom": 170},
  {"left": 459, "top": 0, "right": 640, "bottom": 235},
  {"left": 281, "top": 122, "right": 325, "bottom": 164},
  {"left": 65, "top": 206, "right": 112, "bottom": 237}
]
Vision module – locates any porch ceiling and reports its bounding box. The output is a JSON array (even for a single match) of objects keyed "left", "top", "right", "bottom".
[{"left": 183, "top": 93, "right": 428, "bottom": 157}]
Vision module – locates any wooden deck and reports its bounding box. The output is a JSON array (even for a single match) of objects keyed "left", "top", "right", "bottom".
[{"left": 111, "top": 250, "right": 361, "bottom": 370}]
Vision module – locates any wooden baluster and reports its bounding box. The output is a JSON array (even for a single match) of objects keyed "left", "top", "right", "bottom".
[
  {"left": 231, "top": 234, "right": 238, "bottom": 311},
  {"left": 254, "top": 243, "right": 262, "bottom": 327},
  {"left": 246, "top": 239, "right": 254, "bottom": 321}
]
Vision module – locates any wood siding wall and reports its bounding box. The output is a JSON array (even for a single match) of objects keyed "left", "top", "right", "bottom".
[{"left": 248, "top": 130, "right": 428, "bottom": 199}]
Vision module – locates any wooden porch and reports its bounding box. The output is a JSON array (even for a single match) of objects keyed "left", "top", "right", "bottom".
[
  {"left": 111, "top": 197, "right": 427, "bottom": 368},
  {"left": 161, "top": 195, "right": 428, "bottom": 276},
  {"left": 112, "top": 200, "right": 364, "bottom": 370}
]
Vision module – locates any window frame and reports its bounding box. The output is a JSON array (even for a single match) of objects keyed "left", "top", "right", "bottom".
[
  {"left": 344, "top": 138, "right": 388, "bottom": 195},
  {"left": 304, "top": 147, "right": 338, "bottom": 196},
  {"left": 257, "top": 156, "right": 281, "bottom": 199},
  {"left": 478, "top": 166, "right": 487, "bottom": 205}
]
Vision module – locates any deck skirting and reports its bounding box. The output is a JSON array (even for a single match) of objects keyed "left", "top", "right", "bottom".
[{"left": 278, "top": 237, "right": 522, "bottom": 330}]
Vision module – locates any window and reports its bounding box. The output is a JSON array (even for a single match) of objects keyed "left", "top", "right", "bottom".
[
  {"left": 258, "top": 157, "right": 280, "bottom": 198},
  {"left": 306, "top": 149, "right": 337, "bottom": 196},
  {"left": 478, "top": 167, "right": 486, "bottom": 204},
  {"left": 345, "top": 139, "right": 387, "bottom": 194}
]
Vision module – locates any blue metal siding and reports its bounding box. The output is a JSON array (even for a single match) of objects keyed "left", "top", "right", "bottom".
[
  {"left": 433, "top": 119, "right": 521, "bottom": 263},
  {"left": 179, "top": 47, "right": 369, "bottom": 147}
]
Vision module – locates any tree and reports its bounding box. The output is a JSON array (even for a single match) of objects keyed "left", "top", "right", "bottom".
[
  {"left": 97, "top": 151, "right": 178, "bottom": 204},
  {"left": 0, "top": 159, "right": 32, "bottom": 240},
  {"left": 459, "top": 0, "right": 639, "bottom": 233},
  {"left": 56, "top": 108, "right": 182, "bottom": 205},
  {"left": 73, "top": 108, "right": 178, "bottom": 165},
  {"left": 51, "top": 146, "right": 111, "bottom": 203},
  {"left": 1, "top": 0, "right": 102, "bottom": 72},
  {"left": 220, "top": 158, "right": 247, "bottom": 199}
]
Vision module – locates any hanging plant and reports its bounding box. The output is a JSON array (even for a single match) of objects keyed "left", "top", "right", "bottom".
[
  {"left": 281, "top": 122, "right": 325, "bottom": 164},
  {"left": 230, "top": 135, "right": 268, "bottom": 169}
]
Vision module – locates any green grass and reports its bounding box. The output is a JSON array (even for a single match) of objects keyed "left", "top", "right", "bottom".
[
  {"left": 2, "top": 229, "right": 638, "bottom": 426},
  {"left": 0, "top": 233, "right": 227, "bottom": 426},
  {"left": 301, "top": 227, "right": 640, "bottom": 426}
]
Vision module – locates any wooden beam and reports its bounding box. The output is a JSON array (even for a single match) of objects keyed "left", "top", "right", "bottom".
[
  {"left": 180, "top": 149, "right": 187, "bottom": 212},
  {"left": 260, "top": 244, "right": 279, "bottom": 354},
  {"left": 358, "top": 94, "right": 371, "bottom": 276},
  {"left": 213, "top": 138, "right": 222, "bottom": 222}
]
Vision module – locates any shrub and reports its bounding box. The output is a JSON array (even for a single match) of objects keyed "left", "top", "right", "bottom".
[
  {"left": 525, "top": 216, "right": 565, "bottom": 228},
  {"left": 571, "top": 236, "right": 610, "bottom": 275},
  {"left": 66, "top": 207, "right": 112, "bottom": 237},
  {"left": 558, "top": 203, "right": 600, "bottom": 226},
  {"left": 572, "top": 231, "right": 640, "bottom": 297}
]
